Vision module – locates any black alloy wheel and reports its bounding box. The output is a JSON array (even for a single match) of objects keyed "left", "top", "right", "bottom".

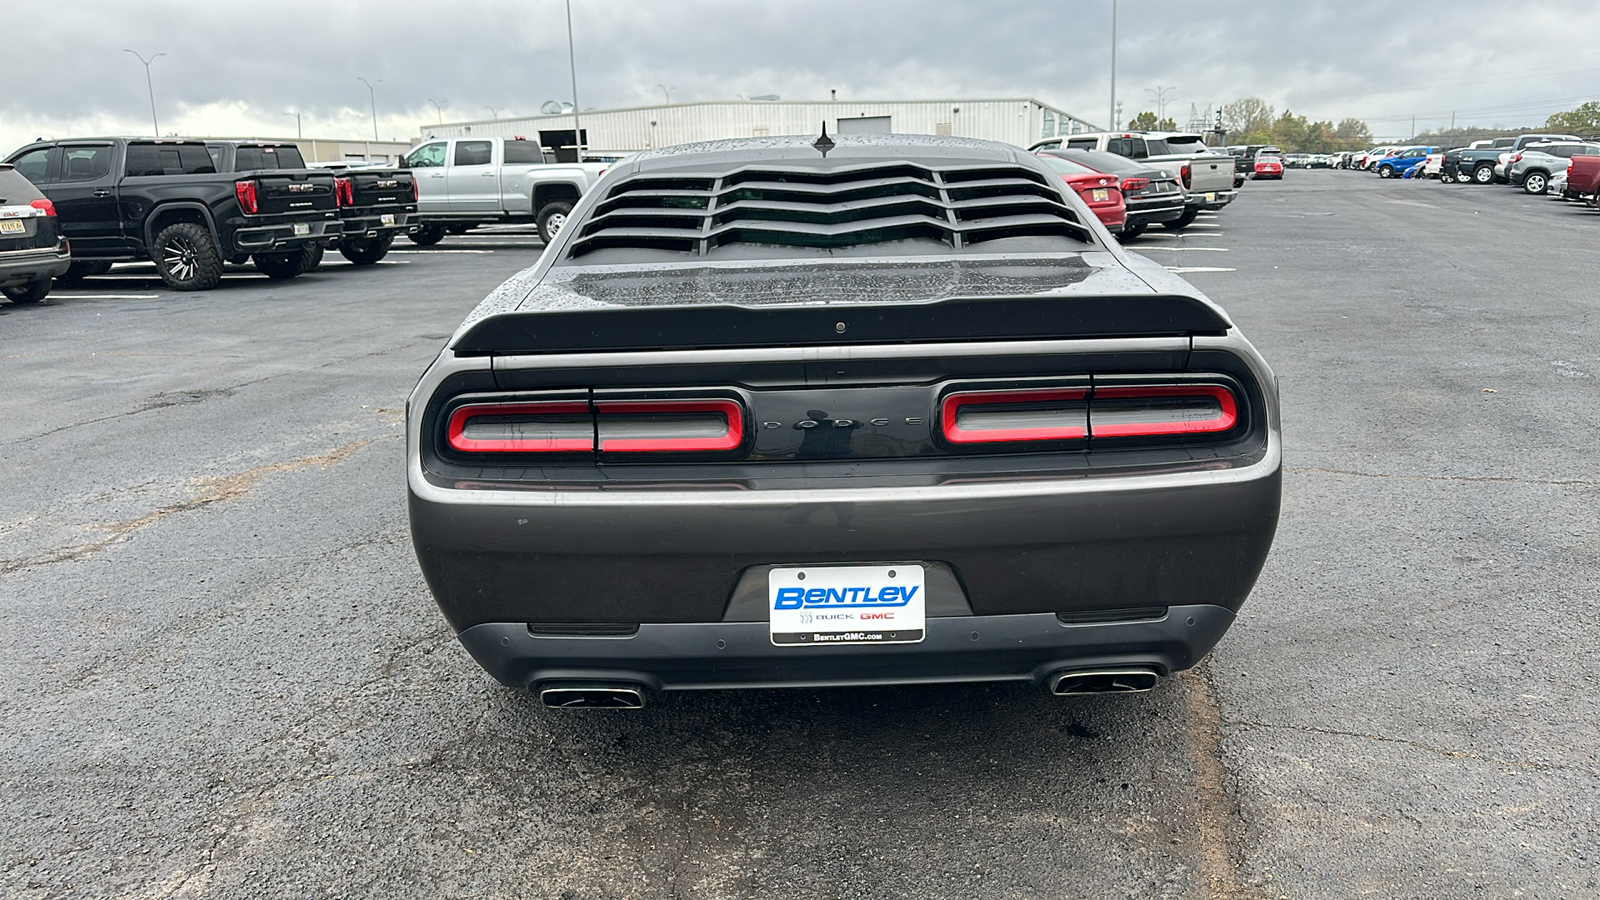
[
  {"left": 152, "top": 222, "right": 224, "bottom": 291},
  {"left": 2, "top": 278, "right": 51, "bottom": 304},
  {"left": 407, "top": 224, "right": 446, "bottom": 246}
]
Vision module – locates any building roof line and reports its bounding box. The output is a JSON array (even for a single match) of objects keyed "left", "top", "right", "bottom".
[{"left": 428, "top": 97, "right": 1089, "bottom": 130}]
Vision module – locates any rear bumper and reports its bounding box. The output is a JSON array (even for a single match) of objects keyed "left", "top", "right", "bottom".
[
  {"left": 0, "top": 247, "right": 72, "bottom": 287},
  {"left": 1124, "top": 201, "right": 1186, "bottom": 225},
  {"left": 232, "top": 219, "right": 342, "bottom": 252},
  {"left": 1196, "top": 189, "right": 1237, "bottom": 210},
  {"left": 457, "top": 604, "right": 1237, "bottom": 692},
  {"left": 335, "top": 209, "right": 413, "bottom": 240}
]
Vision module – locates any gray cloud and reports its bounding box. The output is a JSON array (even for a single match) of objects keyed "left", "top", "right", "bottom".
[{"left": 6, "top": 0, "right": 1599, "bottom": 154}]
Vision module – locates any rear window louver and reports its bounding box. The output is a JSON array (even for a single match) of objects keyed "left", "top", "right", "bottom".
[{"left": 568, "top": 161, "right": 1090, "bottom": 257}]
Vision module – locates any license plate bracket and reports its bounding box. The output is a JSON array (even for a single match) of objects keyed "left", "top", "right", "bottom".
[
  {"left": 293, "top": 223, "right": 310, "bottom": 237},
  {"left": 769, "top": 564, "right": 925, "bottom": 646}
]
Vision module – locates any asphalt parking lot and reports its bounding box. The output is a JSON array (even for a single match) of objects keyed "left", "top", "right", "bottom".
[{"left": 3, "top": 173, "right": 1598, "bottom": 899}]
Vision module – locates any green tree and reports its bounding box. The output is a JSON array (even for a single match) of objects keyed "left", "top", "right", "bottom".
[
  {"left": 1157, "top": 116, "right": 1177, "bottom": 131},
  {"left": 1546, "top": 101, "right": 1600, "bottom": 135},
  {"left": 1221, "top": 97, "right": 1274, "bottom": 142},
  {"left": 1127, "top": 110, "right": 1160, "bottom": 131},
  {"left": 1334, "top": 117, "right": 1373, "bottom": 150}
]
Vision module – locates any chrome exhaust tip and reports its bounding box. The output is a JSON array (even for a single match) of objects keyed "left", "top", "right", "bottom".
[
  {"left": 538, "top": 683, "right": 647, "bottom": 709},
  {"left": 1049, "top": 668, "right": 1159, "bottom": 696}
]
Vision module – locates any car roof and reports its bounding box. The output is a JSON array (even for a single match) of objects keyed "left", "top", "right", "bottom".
[{"left": 1039, "top": 148, "right": 1164, "bottom": 177}]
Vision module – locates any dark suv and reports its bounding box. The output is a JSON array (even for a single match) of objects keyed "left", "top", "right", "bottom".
[{"left": 0, "top": 164, "right": 71, "bottom": 305}]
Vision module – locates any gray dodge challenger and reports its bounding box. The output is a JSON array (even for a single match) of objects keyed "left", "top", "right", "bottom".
[{"left": 407, "top": 133, "right": 1281, "bottom": 708}]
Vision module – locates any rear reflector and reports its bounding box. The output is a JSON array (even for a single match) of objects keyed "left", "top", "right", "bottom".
[
  {"left": 1089, "top": 384, "right": 1238, "bottom": 437},
  {"left": 941, "top": 388, "right": 1088, "bottom": 444},
  {"left": 595, "top": 399, "right": 744, "bottom": 453},
  {"left": 446, "top": 400, "right": 592, "bottom": 453}
]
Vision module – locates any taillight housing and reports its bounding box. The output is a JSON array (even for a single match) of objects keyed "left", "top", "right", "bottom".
[
  {"left": 1180, "top": 163, "right": 1192, "bottom": 189},
  {"left": 446, "top": 399, "right": 593, "bottom": 454},
  {"left": 1121, "top": 177, "right": 1149, "bottom": 192},
  {"left": 939, "top": 380, "right": 1242, "bottom": 448},
  {"left": 335, "top": 176, "right": 354, "bottom": 207},
  {"left": 29, "top": 198, "right": 56, "bottom": 217},
  {"left": 234, "top": 179, "right": 259, "bottom": 215},
  {"left": 595, "top": 398, "right": 744, "bottom": 454},
  {"left": 411, "top": 177, "right": 419, "bottom": 203}
]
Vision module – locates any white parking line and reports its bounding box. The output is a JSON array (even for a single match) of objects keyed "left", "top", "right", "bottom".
[
  {"left": 1187, "top": 222, "right": 1222, "bottom": 228},
  {"left": 388, "top": 249, "right": 495, "bottom": 254},
  {"left": 1134, "top": 246, "right": 1230, "bottom": 251},
  {"left": 1165, "top": 266, "right": 1236, "bottom": 273},
  {"left": 1139, "top": 232, "right": 1225, "bottom": 238},
  {"left": 50, "top": 293, "right": 163, "bottom": 299}
]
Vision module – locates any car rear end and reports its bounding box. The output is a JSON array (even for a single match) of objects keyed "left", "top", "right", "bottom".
[
  {"left": 0, "top": 165, "right": 71, "bottom": 298},
  {"left": 406, "top": 136, "right": 1281, "bottom": 706},
  {"left": 225, "top": 169, "right": 342, "bottom": 254},
  {"left": 333, "top": 168, "right": 417, "bottom": 243},
  {"left": 1253, "top": 155, "right": 1284, "bottom": 179}
]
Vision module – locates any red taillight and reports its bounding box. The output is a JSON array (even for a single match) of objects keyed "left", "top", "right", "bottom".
[
  {"left": 1089, "top": 384, "right": 1238, "bottom": 438},
  {"left": 335, "top": 177, "right": 354, "bottom": 207},
  {"left": 446, "top": 401, "right": 593, "bottom": 453},
  {"left": 595, "top": 399, "right": 744, "bottom": 453},
  {"left": 1511, "top": 153, "right": 1523, "bottom": 164},
  {"left": 29, "top": 198, "right": 56, "bottom": 217},
  {"left": 941, "top": 388, "right": 1089, "bottom": 444},
  {"left": 411, "top": 177, "right": 419, "bottom": 203},
  {"left": 1180, "top": 163, "right": 1192, "bottom": 189},
  {"left": 234, "top": 180, "right": 259, "bottom": 215},
  {"left": 1122, "top": 177, "right": 1149, "bottom": 191}
]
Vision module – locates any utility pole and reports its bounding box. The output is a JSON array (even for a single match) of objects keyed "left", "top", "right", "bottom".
[
  {"left": 427, "top": 99, "right": 446, "bottom": 125},
  {"left": 358, "top": 77, "right": 381, "bottom": 141},
  {"left": 283, "top": 111, "right": 302, "bottom": 139},
  {"left": 565, "top": 0, "right": 584, "bottom": 159},
  {"left": 124, "top": 50, "right": 165, "bottom": 137},
  {"left": 1146, "top": 86, "right": 1175, "bottom": 121},
  {"left": 1108, "top": 0, "right": 1118, "bottom": 131},
  {"left": 1411, "top": 114, "right": 1416, "bottom": 140}
]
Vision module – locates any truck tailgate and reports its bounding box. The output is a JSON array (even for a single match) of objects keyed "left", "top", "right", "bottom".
[
  {"left": 250, "top": 170, "right": 337, "bottom": 215},
  {"left": 1184, "top": 156, "right": 1235, "bottom": 193},
  {"left": 346, "top": 169, "right": 415, "bottom": 208}
]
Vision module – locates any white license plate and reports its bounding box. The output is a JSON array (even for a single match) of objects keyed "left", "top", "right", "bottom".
[
  {"left": 293, "top": 223, "right": 310, "bottom": 236},
  {"left": 380, "top": 213, "right": 395, "bottom": 226},
  {"left": 0, "top": 219, "right": 24, "bottom": 234},
  {"left": 1204, "top": 192, "right": 1216, "bottom": 202},
  {"left": 1091, "top": 188, "right": 1109, "bottom": 202},
  {"left": 769, "top": 564, "right": 925, "bottom": 646}
]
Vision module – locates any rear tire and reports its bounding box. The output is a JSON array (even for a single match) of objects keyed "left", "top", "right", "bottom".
[
  {"left": 338, "top": 234, "right": 394, "bottom": 265},
  {"left": 536, "top": 201, "right": 574, "bottom": 244},
  {"left": 300, "top": 243, "right": 325, "bottom": 272},
  {"left": 252, "top": 251, "right": 306, "bottom": 280},
  {"left": 1161, "top": 207, "right": 1200, "bottom": 231},
  {"left": 1377, "top": 165, "right": 1394, "bottom": 178},
  {"left": 407, "top": 224, "right": 445, "bottom": 246},
  {"left": 152, "top": 222, "right": 224, "bottom": 291},
  {"left": 1472, "top": 165, "right": 1494, "bottom": 184},
  {"left": 1120, "top": 219, "right": 1147, "bottom": 239},
  {"left": 1522, "top": 172, "right": 1547, "bottom": 195},
  {"left": 2, "top": 278, "right": 51, "bottom": 304}
]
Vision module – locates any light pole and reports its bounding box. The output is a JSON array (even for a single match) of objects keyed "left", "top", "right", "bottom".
[
  {"left": 485, "top": 106, "right": 503, "bottom": 120},
  {"left": 358, "top": 77, "right": 381, "bottom": 141},
  {"left": 283, "top": 111, "right": 302, "bottom": 139},
  {"left": 657, "top": 84, "right": 674, "bottom": 104},
  {"left": 427, "top": 98, "right": 446, "bottom": 125},
  {"left": 564, "top": 0, "right": 583, "bottom": 159},
  {"left": 1108, "top": 0, "right": 1117, "bottom": 131},
  {"left": 1146, "top": 86, "right": 1175, "bottom": 122},
  {"left": 124, "top": 50, "right": 165, "bottom": 137}
]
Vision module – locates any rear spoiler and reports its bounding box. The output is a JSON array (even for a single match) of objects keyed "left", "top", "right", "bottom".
[{"left": 451, "top": 294, "right": 1232, "bottom": 355}]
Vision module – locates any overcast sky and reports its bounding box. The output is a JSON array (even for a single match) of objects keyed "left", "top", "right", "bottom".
[{"left": 6, "top": 0, "right": 1599, "bottom": 155}]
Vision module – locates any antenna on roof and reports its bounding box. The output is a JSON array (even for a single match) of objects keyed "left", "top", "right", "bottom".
[{"left": 813, "top": 122, "right": 835, "bottom": 157}]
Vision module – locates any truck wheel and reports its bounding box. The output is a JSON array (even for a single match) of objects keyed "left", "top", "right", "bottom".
[
  {"left": 445, "top": 223, "right": 478, "bottom": 235},
  {"left": 57, "top": 260, "right": 114, "bottom": 283},
  {"left": 1522, "top": 172, "right": 1547, "bottom": 195},
  {"left": 1161, "top": 207, "right": 1200, "bottom": 231},
  {"left": 252, "top": 251, "right": 306, "bottom": 280},
  {"left": 2, "top": 278, "right": 52, "bottom": 304},
  {"left": 300, "top": 243, "right": 325, "bottom": 272},
  {"left": 1472, "top": 165, "right": 1494, "bottom": 184},
  {"left": 1120, "top": 220, "right": 1147, "bottom": 239},
  {"left": 536, "top": 201, "right": 574, "bottom": 244},
  {"left": 407, "top": 224, "right": 445, "bottom": 246},
  {"left": 152, "top": 222, "right": 224, "bottom": 291},
  {"left": 339, "top": 235, "right": 394, "bottom": 266}
]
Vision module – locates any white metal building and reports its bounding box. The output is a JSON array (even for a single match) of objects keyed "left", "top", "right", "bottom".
[{"left": 417, "top": 98, "right": 1099, "bottom": 156}]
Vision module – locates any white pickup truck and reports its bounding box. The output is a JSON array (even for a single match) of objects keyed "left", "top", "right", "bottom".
[
  {"left": 1029, "top": 131, "right": 1237, "bottom": 227},
  {"left": 399, "top": 135, "right": 609, "bottom": 244}
]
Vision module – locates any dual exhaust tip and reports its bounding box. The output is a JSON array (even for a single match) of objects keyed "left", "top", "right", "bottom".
[
  {"left": 1048, "top": 667, "right": 1159, "bottom": 696},
  {"left": 537, "top": 669, "right": 1159, "bottom": 708}
]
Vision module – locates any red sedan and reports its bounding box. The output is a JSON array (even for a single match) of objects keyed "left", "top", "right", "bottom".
[
  {"left": 1036, "top": 153, "right": 1128, "bottom": 233},
  {"left": 1253, "top": 155, "right": 1284, "bottom": 180}
]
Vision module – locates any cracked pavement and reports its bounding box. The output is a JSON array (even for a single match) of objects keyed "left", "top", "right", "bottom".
[{"left": 2, "top": 177, "right": 1598, "bottom": 898}]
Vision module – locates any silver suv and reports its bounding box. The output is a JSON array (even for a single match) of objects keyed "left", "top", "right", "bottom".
[{"left": 1509, "top": 141, "right": 1600, "bottom": 195}]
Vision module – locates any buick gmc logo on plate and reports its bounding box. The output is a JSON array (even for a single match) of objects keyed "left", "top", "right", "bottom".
[{"left": 769, "top": 565, "right": 926, "bottom": 646}]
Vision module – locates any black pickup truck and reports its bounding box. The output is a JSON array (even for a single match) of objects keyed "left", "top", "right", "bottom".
[
  {"left": 3, "top": 138, "right": 341, "bottom": 290},
  {"left": 205, "top": 141, "right": 416, "bottom": 266}
]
